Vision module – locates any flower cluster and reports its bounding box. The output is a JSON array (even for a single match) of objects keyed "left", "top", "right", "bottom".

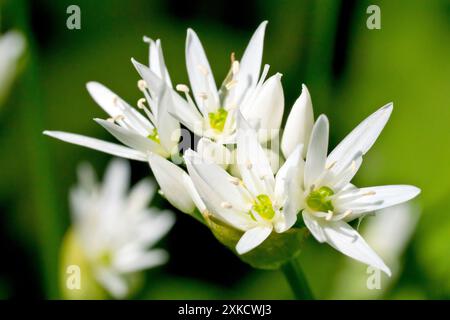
[{"left": 45, "top": 21, "right": 420, "bottom": 276}]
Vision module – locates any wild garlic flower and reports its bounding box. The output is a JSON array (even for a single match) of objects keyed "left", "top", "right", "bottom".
[
  {"left": 168, "top": 21, "right": 284, "bottom": 144},
  {"left": 68, "top": 159, "right": 174, "bottom": 298},
  {"left": 184, "top": 114, "right": 303, "bottom": 254},
  {"left": 44, "top": 38, "right": 180, "bottom": 160},
  {"left": 297, "top": 104, "right": 420, "bottom": 275}
]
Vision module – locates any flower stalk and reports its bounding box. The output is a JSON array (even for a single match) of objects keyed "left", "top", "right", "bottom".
[{"left": 282, "top": 257, "right": 314, "bottom": 300}]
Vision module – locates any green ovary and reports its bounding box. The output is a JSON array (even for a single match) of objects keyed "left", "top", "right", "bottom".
[
  {"left": 208, "top": 108, "right": 228, "bottom": 132},
  {"left": 251, "top": 194, "right": 275, "bottom": 220},
  {"left": 147, "top": 128, "right": 160, "bottom": 143},
  {"left": 97, "top": 250, "right": 112, "bottom": 267},
  {"left": 306, "top": 186, "right": 335, "bottom": 212}
]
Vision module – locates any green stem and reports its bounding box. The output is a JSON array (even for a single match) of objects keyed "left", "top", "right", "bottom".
[{"left": 282, "top": 257, "right": 314, "bottom": 300}]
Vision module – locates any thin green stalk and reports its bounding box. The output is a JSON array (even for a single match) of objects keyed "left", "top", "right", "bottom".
[{"left": 282, "top": 257, "right": 314, "bottom": 300}]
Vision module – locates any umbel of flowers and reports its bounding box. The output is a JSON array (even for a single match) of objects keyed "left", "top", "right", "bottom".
[{"left": 45, "top": 21, "right": 420, "bottom": 291}]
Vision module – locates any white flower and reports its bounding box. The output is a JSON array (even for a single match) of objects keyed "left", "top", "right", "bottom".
[
  {"left": 184, "top": 114, "right": 303, "bottom": 254},
  {"left": 168, "top": 21, "right": 284, "bottom": 144},
  {"left": 44, "top": 38, "right": 179, "bottom": 160},
  {"left": 298, "top": 103, "right": 420, "bottom": 276},
  {"left": 70, "top": 159, "right": 174, "bottom": 298},
  {"left": 0, "top": 31, "right": 25, "bottom": 105}
]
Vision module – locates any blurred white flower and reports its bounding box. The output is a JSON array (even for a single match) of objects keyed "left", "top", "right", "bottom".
[
  {"left": 184, "top": 115, "right": 303, "bottom": 254},
  {"left": 0, "top": 31, "right": 25, "bottom": 105},
  {"left": 69, "top": 159, "right": 175, "bottom": 298},
  {"left": 168, "top": 21, "right": 285, "bottom": 144},
  {"left": 298, "top": 104, "right": 420, "bottom": 276},
  {"left": 44, "top": 38, "right": 180, "bottom": 160}
]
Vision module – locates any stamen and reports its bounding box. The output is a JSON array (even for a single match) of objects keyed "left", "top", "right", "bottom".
[
  {"left": 112, "top": 95, "right": 120, "bottom": 106},
  {"left": 225, "top": 79, "right": 238, "bottom": 90},
  {"left": 221, "top": 202, "right": 232, "bottom": 209},
  {"left": 341, "top": 209, "right": 353, "bottom": 219},
  {"left": 137, "top": 98, "right": 147, "bottom": 110},
  {"left": 228, "top": 177, "right": 240, "bottom": 185},
  {"left": 326, "top": 161, "right": 337, "bottom": 170},
  {"left": 363, "top": 191, "right": 376, "bottom": 196},
  {"left": 176, "top": 84, "right": 190, "bottom": 93},
  {"left": 232, "top": 60, "right": 239, "bottom": 75},
  {"left": 137, "top": 80, "right": 147, "bottom": 91},
  {"left": 230, "top": 52, "right": 235, "bottom": 63}
]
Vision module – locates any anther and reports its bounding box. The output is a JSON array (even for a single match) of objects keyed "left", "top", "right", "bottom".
[
  {"left": 245, "top": 160, "right": 253, "bottom": 170},
  {"left": 225, "top": 79, "right": 238, "bottom": 90},
  {"left": 137, "top": 98, "right": 147, "bottom": 109},
  {"left": 363, "top": 191, "right": 376, "bottom": 196},
  {"left": 232, "top": 60, "right": 239, "bottom": 75},
  {"left": 229, "top": 177, "right": 240, "bottom": 185},
  {"left": 142, "top": 36, "right": 152, "bottom": 44},
  {"left": 176, "top": 84, "right": 190, "bottom": 93},
  {"left": 137, "top": 80, "right": 147, "bottom": 91},
  {"left": 325, "top": 210, "right": 333, "bottom": 221}
]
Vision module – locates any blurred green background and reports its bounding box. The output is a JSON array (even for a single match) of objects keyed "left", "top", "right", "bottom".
[{"left": 0, "top": 0, "right": 449, "bottom": 299}]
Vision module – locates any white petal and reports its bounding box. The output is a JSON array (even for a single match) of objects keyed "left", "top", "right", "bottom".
[
  {"left": 281, "top": 84, "right": 314, "bottom": 158},
  {"left": 131, "top": 58, "right": 165, "bottom": 96},
  {"left": 135, "top": 210, "right": 175, "bottom": 247},
  {"left": 147, "top": 38, "right": 173, "bottom": 88},
  {"left": 95, "top": 118, "right": 168, "bottom": 157},
  {"left": 101, "top": 158, "right": 130, "bottom": 202},
  {"left": 184, "top": 150, "right": 254, "bottom": 230},
  {"left": 166, "top": 89, "right": 205, "bottom": 135},
  {"left": 95, "top": 268, "right": 128, "bottom": 299},
  {"left": 327, "top": 103, "right": 393, "bottom": 176},
  {"left": 322, "top": 220, "right": 391, "bottom": 276},
  {"left": 242, "top": 73, "right": 284, "bottom": 142},
  {"left": 182, "top": 174, "right": 207, "bottom": 213},
  {"left": 185, "top": 28, "right": 219, "bottom": 108},
  {"left": 124, "top": 178, "right": 156, "bottom": 214},
  {"left": 147, "top": 153, "right": 196, "bottom": 213},
  {"left": 302, "top": 211, "right": 326, "bottom": 243},
  {"left": 304, "top": 115, "right": 329, "bottom": 189},
  {"left": 236, "top": 116, "right": 275, "bottom": 196},
  {"left": 232, "top": 21, "right": 267, "bottom": 102},
  {"left": 114, "top": 249, "right": 169, "bottom": 273},
  {"left": 43, "top": 131, "right": 147, "bottom": 161},
  {"left": 335, "top": 185, "right": 421, "bottom": 219},
  {"left": 274, "top": 146, "right": 304, "bottom": 231},
  {"left": 236, "top": 226, "right": 273, "bottom": 254},
  {"left": 196, "top": 138, "right": 232, "bottom": 168},
  {"left": 156, "top": 87, "right": 181, "bottom": 154},
  {"left": 86, "top": 82, "right": 151, "bottom": 133}
]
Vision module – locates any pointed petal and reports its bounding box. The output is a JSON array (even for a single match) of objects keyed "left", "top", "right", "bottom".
[
  {"left": 196, "top": 138, "right": 232, "bottom": 168},
  {"left": 304, "top": 115, "right": 329, "bottom": 189},
  {"left": 43, "top": 131, "right": 147, "bottom": 161},
  {"left": 232, "top": 21, "right": 267, "bottom": 101},
  {"left": 327, "top": 103, "right": 393, "bottom": 175},
  {"left": 95, "top": 268, "right": 128, "bottom": 299},
  {"left": 124, "top": 178, "right": 156, "bottom": 214},
  {"left": 242, "top": 73, "right": 284, "bottom": 142},
  {"left": 302, "top": 211, "right": 326, "bottom": 243},
  {"left": 335, "top": 185, "right": 421, "bottom": 219},
  {"left": 322, "top": 220, "right": 391, "bottom": 276},
  {"left": 185, "top": 28, "right": 219, "bottom": 108},
  {"left": 147, "top": 153, "right": 196, "bottom": 213},
  {"left": 236, "top": 115, "right": 275, "bottom": 196},
  {"left": 185, "top": 149, "right": 249, "bottom": 211},
  {"left": 281, "top": 84, "right": 314, "bottom": 158},
  {"left": 135, "top": 211, "right": 175, "bottom": 247},
  {"left": 95, "top": 119, "right": 168, "bottom": 157},
  {"left": 114, "top": 249, "right": 169, "bottom": 273},
  {"left": 156, "top": 87, "right": 180, "bottom": 154},
  {"left": 101, "top": 159, "right": 130, "bottom": 203},
  {"left": 147, "top": 38, "right": 173, "bottom": 88},
  {"left": 185, "top": 150, "right": 255, "bottom": 230},
  {"left": 236, "top": 226, "right": 272, "bottom": 254}
]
